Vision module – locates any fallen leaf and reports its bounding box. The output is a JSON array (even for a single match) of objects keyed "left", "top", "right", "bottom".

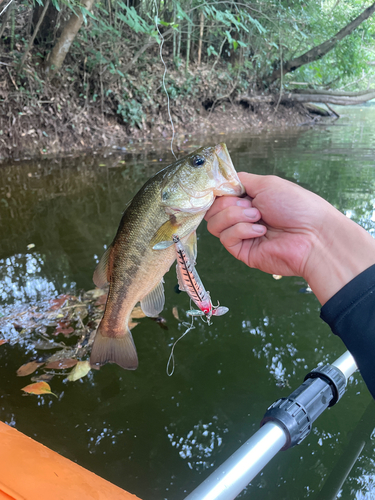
[
  {"left": 31, "top": 373, "right": 54, "bottom": 383},
  {"left": 0, "top": 339, "right": 8, "bottom": 346},
  {"left": 21, "top": 381, "right": 56, "bottom": 397},
  {"left": 49, "top": 295, "right": 73, "bottom": 311},
  {"left": 66, "top": 360, "right": 91, "bottom": 381},
  {"left": 45, "top": 358, "right": 78, "bottom": 370},
  {"left": 130, "top": 305, "right": 146, "bottom": 319},
  {"left": 54, "top": 321, "right": 75, "bottom": 336},
  {"left": 95, "top": 294, "right": 108, "bottom": 306},
  {"left": 45, "top": 348, "right": 76, "bottom": 363},
  {"left": 17, "top": 361, "right": 44, "bottom": 377},
  {"left": 172, "top": 306, "right": 179, "bottom": 320},
  {"left": 85, "top": 288, "right": 107, "bottom": 300}
]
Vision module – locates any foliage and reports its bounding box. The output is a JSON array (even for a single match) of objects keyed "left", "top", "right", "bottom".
[{"left": 0, "top": 0, "right": 375, "bottom": 131}]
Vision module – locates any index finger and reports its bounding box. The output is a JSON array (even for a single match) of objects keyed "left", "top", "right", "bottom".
[{"left": 205, "top": 195, "right": 252, "bottom": 221}]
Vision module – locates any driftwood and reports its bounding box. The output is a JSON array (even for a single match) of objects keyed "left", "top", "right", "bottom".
[{"left": 238, "top": 89, "right": 375, "bottom": 106}]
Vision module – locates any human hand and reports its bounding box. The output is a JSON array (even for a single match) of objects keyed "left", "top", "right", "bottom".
[{"left": 205, "top": 172, "right": 375, "bottom": 304}]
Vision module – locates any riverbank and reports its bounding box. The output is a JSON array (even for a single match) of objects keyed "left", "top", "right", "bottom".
[{"left": 0, "top": 58, "right": 325, "bottom": 162}]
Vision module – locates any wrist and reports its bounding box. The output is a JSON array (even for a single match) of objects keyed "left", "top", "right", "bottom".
[{"left": 304, "top": 209, "right": 375, "bottom": 305}]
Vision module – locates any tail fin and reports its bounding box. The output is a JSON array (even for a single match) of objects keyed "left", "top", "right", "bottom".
[{"left": 90, "top": 325, "right": 138, "bottom": 370}]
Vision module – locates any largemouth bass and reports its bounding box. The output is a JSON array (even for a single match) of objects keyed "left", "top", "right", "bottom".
[{"left": 90, "top": 143, "right": 244, "bottom": 370}]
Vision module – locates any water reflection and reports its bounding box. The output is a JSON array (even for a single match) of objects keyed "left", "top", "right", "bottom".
[
  {"left": 0, "top": 107, "right": 375, "bottom": 499},
  {"left": 0, "top": 252, "right": 58, "bottom": 309},
  {"left": 166, "top": 419, "right": 227, "bottom": 471}
]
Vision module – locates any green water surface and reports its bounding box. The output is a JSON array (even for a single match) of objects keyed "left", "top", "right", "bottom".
[{"left": 1, "top": 106, "right": 375, "bottom": 500}]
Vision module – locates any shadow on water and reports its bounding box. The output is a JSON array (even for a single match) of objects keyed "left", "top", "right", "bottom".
[{"left": 0, "top": 106, "right": 375, "bottom": 499}]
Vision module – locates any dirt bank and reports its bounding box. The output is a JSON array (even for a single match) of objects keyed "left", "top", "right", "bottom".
[{"left": 0, "top": 60, "right": 323, "bottom": 162}]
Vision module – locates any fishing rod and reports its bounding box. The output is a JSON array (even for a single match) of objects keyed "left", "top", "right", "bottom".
[{"left": 184, "top": 351, "right": 358, "bottom": 500}]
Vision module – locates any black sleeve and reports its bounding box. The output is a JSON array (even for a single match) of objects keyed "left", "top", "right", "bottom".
[{"left": 320, "top": 264, "right": 375, "bottom": 400}]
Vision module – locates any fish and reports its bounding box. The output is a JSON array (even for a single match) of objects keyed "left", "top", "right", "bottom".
[
  {"left": 90, "top": 143, "right": 244, "bottom": 370},
  {"left": 173, "top": 234, "right": 229, "bottom": 322}
]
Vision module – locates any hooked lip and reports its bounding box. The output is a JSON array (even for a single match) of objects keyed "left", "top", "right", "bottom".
[{"left": 214, "top": 143, "right": 245, "bottom": 196}]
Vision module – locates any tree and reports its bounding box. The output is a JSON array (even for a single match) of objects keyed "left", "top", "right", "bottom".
[
  {"left": 265, "top": 1, "right": 375, "bottom": 88},
  {"left": 44, "top": 0, "right": 95, "bottom": 76}
]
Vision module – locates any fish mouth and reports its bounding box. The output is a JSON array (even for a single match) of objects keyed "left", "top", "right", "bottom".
[{"left": 213, "top": 143, "right": 245, "bottom": 196}]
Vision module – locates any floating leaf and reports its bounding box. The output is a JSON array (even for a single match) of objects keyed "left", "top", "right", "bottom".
[
  {"left": 0, "top": 339, "right": 8, "bottom": 346},
  {"left": 45, "top": 358, "right": 78, "bottom": 370},
  {"left": 54, "top": 322, "right": 75, "bottom": 336},
  {"left": 17, "top": 361, "right": 44, "bottom": 377},
  {"left": 130, "top": 305, "right": 146, "bottom": 319},
  {"left": 21, "top": 381, "right": 56, "bottom": 397},
  {"left": 46, "top": 347, "right": 76, "bottom": 363},
  {"left": 49, "top": 294, "right": 73, "bottom": 311},
  {"left": 31, "top": 373, "right": 54, "bottom": 383},
  {"left": 172, "top": 306, "right": 179, "bottom": 320},
  {"left": 95, "top": 294, "right": 108, "bottom": 306},
  {"left": 66, "top": 360, "right": 91, "bottom": 381}
]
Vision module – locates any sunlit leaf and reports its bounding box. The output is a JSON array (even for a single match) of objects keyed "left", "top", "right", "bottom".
[
  {"left": 130, "top": 305, "right": 146, "bottom": 319},
  {"left": 17, "top": 361, "right": 44, "bottom": 377},
  {"left": 66, "top": 360, "right": 91, "bottom": 381},
  {"left": 172, "top": 306, "right": 180, "bottom": 320},
  {"left": 21, "top": 381, "right": 56, "bottom": 397}
]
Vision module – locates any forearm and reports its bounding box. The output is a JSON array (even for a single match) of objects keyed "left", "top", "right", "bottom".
[{"left": 304, "top": 207, "right": 375, "bottom": 305}]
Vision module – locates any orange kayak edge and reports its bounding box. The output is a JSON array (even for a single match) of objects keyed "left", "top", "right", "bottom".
[{"left": 0, "top": 421, "right": 141, "bottom": 500}]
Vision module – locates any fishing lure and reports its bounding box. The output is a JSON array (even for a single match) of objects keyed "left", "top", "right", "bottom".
[{"left": 173, "top": 235, "right": 228, "bottom": 321}]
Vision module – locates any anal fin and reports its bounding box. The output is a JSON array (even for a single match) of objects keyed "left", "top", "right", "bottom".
[{"left": 140, "top": 280, "right": 165, "bottom": 317}]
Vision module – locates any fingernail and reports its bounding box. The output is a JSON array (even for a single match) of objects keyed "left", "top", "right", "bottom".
[
  {"left": 237, "top": 199, "right": 251, "bottom": 208},
  {"left": 252, "top": 224, "right": 265, "bottom": 233},
  {"left": 243, "top": 208, "right": 258, "bottom": 219}
]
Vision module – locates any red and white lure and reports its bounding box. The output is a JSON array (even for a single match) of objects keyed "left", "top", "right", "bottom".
[{"left": 173, "top": 234, "right": 228, "bottom": 322}]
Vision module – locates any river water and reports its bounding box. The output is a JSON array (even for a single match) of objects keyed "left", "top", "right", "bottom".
[{"left": 1, "top": 106, "right": 375, "bottom": 499}]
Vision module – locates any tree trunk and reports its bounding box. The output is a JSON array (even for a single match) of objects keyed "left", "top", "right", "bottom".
[
  {"left": 238, "top": 89, "right": 375, "bottom": 106},
  {"left": 44, "top": 0, "right": 95, "bottom": 76},
  {"left": 266, "top": 1, "right": 375, "bottom": 86},
  {"left": 186, "top": 17, "right": 192, "bottom": 71},
  {"left": 172, "top": 4, "right": 176, "bottom": 58},
  {"left": 197, "top": 10, "right": 204, "bottom": 67}
]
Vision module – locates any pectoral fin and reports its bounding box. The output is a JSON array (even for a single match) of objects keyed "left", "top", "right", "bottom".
[
  {"left": 151, "top": 219, "right": 180, "bottom": 249},
  {"left": 93, "top": 246, "right": 112, "bottom": 288},
  {"left": 153, "top": 240, "right": 174, "bottom": 250},
  {"left": 140, "top": 280, "right": 165, "bottom": 317}
]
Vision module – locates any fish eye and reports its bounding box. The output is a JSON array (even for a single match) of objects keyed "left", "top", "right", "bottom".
[{"left": 192, "top": 155, "right": 205, "bottom": 167}]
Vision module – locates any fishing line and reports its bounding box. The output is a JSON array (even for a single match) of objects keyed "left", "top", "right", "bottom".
[
  {"left": 153, "top": 0, "right": 177, "bottom": 160},
  {"left": 166, "top": 315, "right": 195, "bottom": 376}
]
